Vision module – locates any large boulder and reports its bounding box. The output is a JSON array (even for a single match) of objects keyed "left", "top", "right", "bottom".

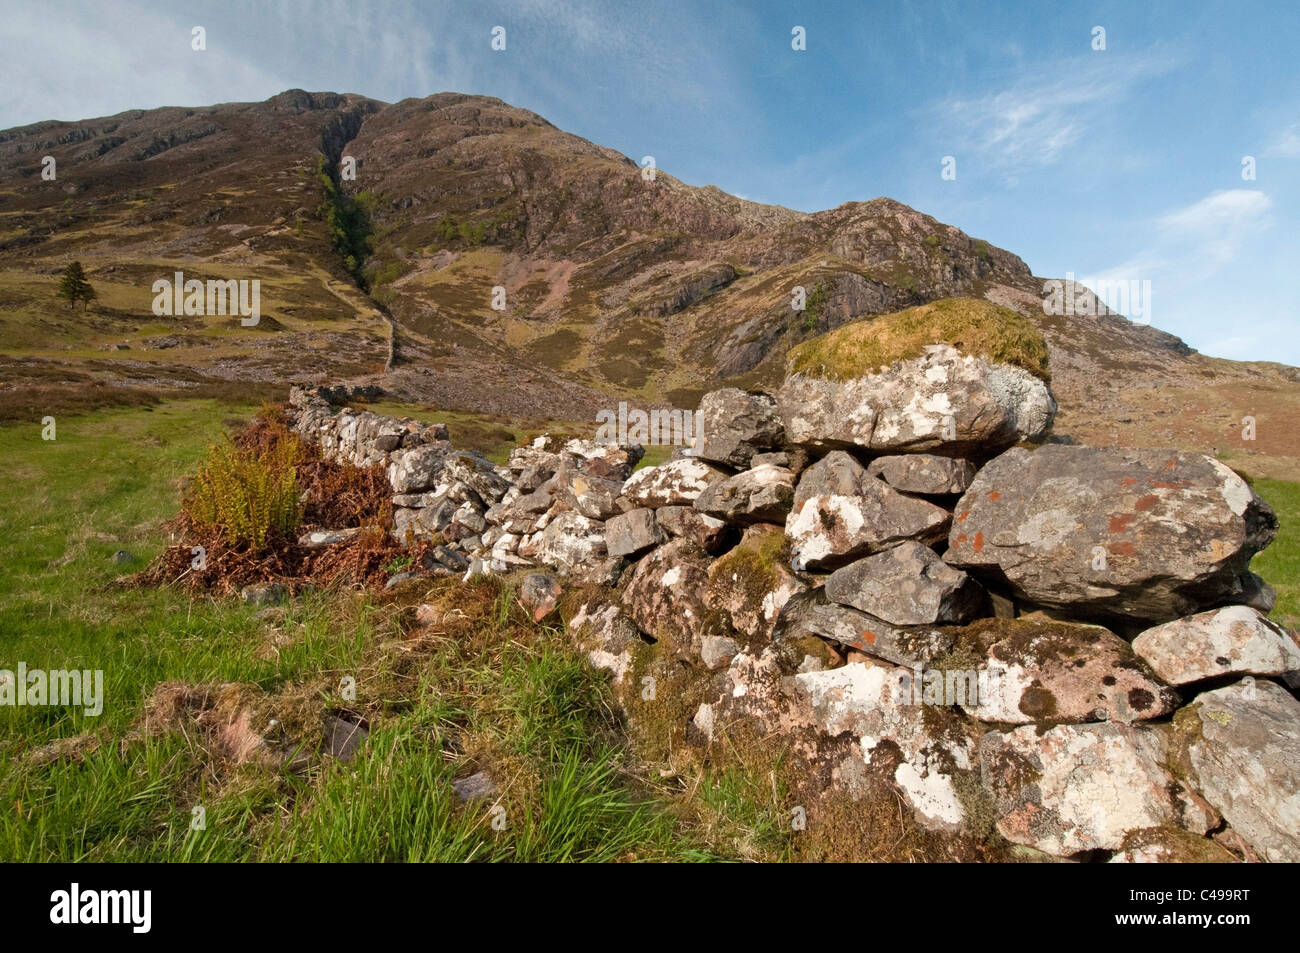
[
  {"left": 1131, "top": 605, "right": 1300, "bottom": 686},
  {"left": 980, "top": 722, "right": 1183, "bottom": 855},
  {"left": 825, "top": 541, "right": 985, "bottom": 625},
  {"left": 622, "top": 458, "right": 729, "bottom": 508},
  {"left": 792, "top": 662, "right": 981, "bottom": 832},
  {"left": 693, "top": 388, "right": 785, "bottom": 467},
  {"left": 778, "top": 344, "right": 1055, "bottom": 454},
  {"left": 694, "top": 464, "right": 795, "bottom": 525},
  {"left": 953, "top": 619, "right": 1179, "bottom": 725},
  {"left": 1171, "top": 680, "right": 1300, "bottom": 862},
  {"left": 945, "top": 446, "right": 1278, "bottom": 623},
  {"left": 784, "top": 451, "right": 950, "bottom": 570}
]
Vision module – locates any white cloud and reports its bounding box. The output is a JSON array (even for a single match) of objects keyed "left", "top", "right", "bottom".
[
  {"left": 1264, "top": 122, "right": 1300, "bottom": 159},
  {"left": 925, "top": 52, "right": 1180, "bottom": 171},
  {"left": 1156, "top": 189, "right": 1273, "bottom": 267}
]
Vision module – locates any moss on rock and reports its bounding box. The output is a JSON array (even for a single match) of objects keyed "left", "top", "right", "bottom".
[{"left": 786, "top": 297, "right": 1051, "bottom": 382}]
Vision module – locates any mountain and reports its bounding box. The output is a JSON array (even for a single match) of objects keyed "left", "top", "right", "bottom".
[{"left": 2, "top": 90, "right": 1297, "bottom": 475}]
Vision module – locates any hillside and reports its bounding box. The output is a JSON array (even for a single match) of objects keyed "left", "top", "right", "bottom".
[{"left": 1, "top": 89, "right": 1298, "bottom": 476}]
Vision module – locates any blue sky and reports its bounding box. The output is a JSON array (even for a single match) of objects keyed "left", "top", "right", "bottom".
[{"left": 4, "top": 0, "right": 1297, "bottom": 364}]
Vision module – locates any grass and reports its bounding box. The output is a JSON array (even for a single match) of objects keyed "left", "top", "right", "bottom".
[
  {"left": 786, "top": 297, "right": 1052, "bottom": 382},
  {"left": 0, "top": 400, "right": 749, "bottom": 861},
  {"left": 1252, "top": 478, "right": 1300, "bottom": 631}
]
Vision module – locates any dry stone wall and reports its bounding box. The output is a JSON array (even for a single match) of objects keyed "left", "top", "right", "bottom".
[{"left": 287, "top": 342, "right": 1299, "bottom": 862}]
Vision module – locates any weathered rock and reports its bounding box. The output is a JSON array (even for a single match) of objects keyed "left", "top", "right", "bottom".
[
  {"left": 694, "top": 464, "right": 795, "bottom": 524},
  {"left": 519, "top": 572, "right": 562, "bottom": 621},
  {"left": 654, "top": 505, "right": 733, "bottom": 553},
  {"left": 867, "top": 454, "right": 976, "bottom": 495},
  {"left": 793, "top": 662, "right": 980, "bottom": 832},
  {"left": 240, "top": 583, "right": 286, "bottom": 606},
  {"left": 772, "top": 588, "right": 954, "bottom": 668},
  {"left": 700, "top": 635, "right": 741, "bottom": 670},
  {"left": 945, "top": 447, "right": 1279, "bottom": 623},
  {"left": 567, "top": 597, "right": 643, "bottom": 682},
  {"left": 561, "top": 438, "right": 644, "bottom": 482},
  {"left": 621, "top": 538, "right": 720, "bottom": 655},
  {"left": 452, "top": 770, "right": 497, "bottom": 801},
  {"left": 298, "top": 528, "right": 361, "bottom": 549},
  {"left": 388, "top": 445, "right": 447, "bottom": 493},
  {"left": 778, "top": 345, "right": 1055, "bottom": 454},
  {"left": 442, "top": 451, "right": 511, "bottom": 506},
  {"left": 323, "top": 715, "right": 368, "bottom": 762},
  {"left": 605, "top": 508, "right": 665, "bottom": 558},
  {"left": 1173, "top": 680, "right": 1300, "bottom": 862},
  {"left": 421, "top": 545, "right": 469, "bottom": 573},
  {"left": 557, "top": 468, "right": 629, "bottom": 520},
  {"left": 785, "top": 451, "right": 950, "bottom": 570},
  {"left": 825, "top": 541, "right": 985, "bottom": 625},
  {"left": 705, "top": 524, "right": 806, "bottom": 641},
  {"left": 1131, "top": 605, "right": 1300, "bottom": 686},
  {"left": 980, "top": 722, "right": 1180, "bottom": 855},
  {"left": 111, "top": 549, "right": 135, "bottom": 565},
  {"left": 518, "top": 512, "right": 607, "bottom": 575},
  {"left": 621, "top": 458, "right": 729, "bottom": 507},
  {"left": 693, "top": 388, "right": 785, "bottom": 467},
  {"left": 1109, "top": 826, "right": 1240, "bottom": 863},
  {"left": 750, "top": 448, "right": 809, "bottom": 474},
  {"left": 954, "top": 619, "right": 1179, "bottom": 725}
]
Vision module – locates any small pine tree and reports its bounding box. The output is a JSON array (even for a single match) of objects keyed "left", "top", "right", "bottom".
[{"left": 56, "top": 261, "right": 96, "bottom": 311}]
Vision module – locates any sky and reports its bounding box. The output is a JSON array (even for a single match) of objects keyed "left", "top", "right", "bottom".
[{"left": 3, "top": 0, "right": 1298, "bottom": 365}]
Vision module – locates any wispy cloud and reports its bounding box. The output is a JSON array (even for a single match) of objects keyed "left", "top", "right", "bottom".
[
  {"left": 1264, "top": 121, "right": 1300, "bottom": 159},
  {"left": 1156, "top": 189, "right": 1273, "bottom": 268},
  {"left": 925, "top": 51, "right": 1181, "bottom": 172}
]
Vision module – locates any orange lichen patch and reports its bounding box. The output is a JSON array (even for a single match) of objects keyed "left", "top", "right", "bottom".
[
  {"left": 956, "top": 510, "right": 970, "bottom": 523},
  {"left": 989, "top": 491, "right": 1002, "bottom": 501},
  {"left": 1119, "top": 477, "right": 1138, "bottom": 487},
  {"left": 972, "top": 531, "right": 985, "bottom": 553},
  {"left": 859, "top": 629, "right": 878, "bottom": 646},
  {"left": 1109, "top": 513, "right": 1136, "bottom": 534},
  {"left": 1107, "top": 541, "right": 1136, "bottom": 556},
  {"left": 954, "top": 532, "right": 968, "bottom": 545},
  {"left": 1134, "top": 493, "right": 1160, "bottom": 511},
  {"left": 1146, "top": 478, "right": 1191, "bottom": 489}
]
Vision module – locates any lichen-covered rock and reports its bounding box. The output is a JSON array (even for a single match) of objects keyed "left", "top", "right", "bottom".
[
  {"left": 953, "top": 619, "right": 1179, "bottom": 725},
  {"left": 867, "top": 454, "right": 976, "bottom": 495},
  {"left": 778, "top": 345, "right": 1056, "bottom": 454},
  {"left": 1131, "top": 605, "right": 1300, "bottom": 686},
  {"left": 621, "top": 538, "right": 721, "bottom": 656},
  {"left": 654, "top": 505, "right": 733, "bottom": 553},
  {"left": 693, "top": 388, "right": 785, "bottom": 467},
  {"left": 772, "top": 588, "right": 954, "bottom": 668},
  {"left": 1172, "top": 680, "right": 1300, "bottom": 862},
  {"left": 694, "top": 464, "right": 795, "bottom": 525},
  {"left": 792, "top": 662, "right": 981, "bottom": 832},
  {"left": 388, "top": 445, "right": 447, "bottom": 493},
  {"left": 605, "top": 508, "right": 665, "bottom": 558},
  {"left": 785, "top": 451, "right": 950, "bottom": 570},
  {"left": 1109, "top": 827, "right": 1240, "bottom": 863},
  {"left": 825, "top": 541, "right": 985, "bottom": 625},
  {"left": 517, "top": 512, "right": 607, "bottom": 575},
  {"left": 554, "top": 468, "right": 629, "bottom": 520},
  {"left": 441, "top": 451, "right": 512, "bottom": 506},
  {"left": 621, "top": 458, "right": 729, "bottom": 507},
  {"left": 567, "top": 597, "right": 643, "bottom": 682},
  {"left": 945, "top": 446, "right": 1279, "bottom": 623},
  {"left": 519, "top": 573, "right": 562, "bottom": 621},
  {"left": 560, "top": 438, "right": 644, "bottom": 483},
  {"left": 705, "top": 524, "right": 806, "bottom": 641},
  {"left": 980, "top": 721, "right": 1180, "bottom": 855}
]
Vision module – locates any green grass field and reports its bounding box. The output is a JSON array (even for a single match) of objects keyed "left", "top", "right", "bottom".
[
  {"left": 1, "top": 400, "right": 1296, "bottom": 861},
  {"left": 0, "top": 400, "right": 775, "bottom": 861}
]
